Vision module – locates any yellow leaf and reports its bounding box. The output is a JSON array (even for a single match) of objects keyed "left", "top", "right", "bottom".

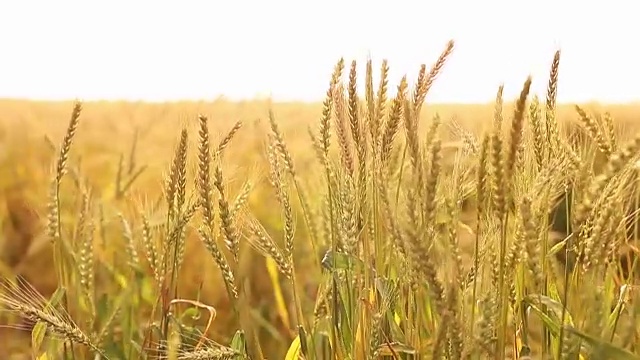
[
  {"left": 31, "top": 321, "right": 47, "bottom": 352},
  {"left": 394, "top": 312, "right": 401, "bottom": 326},
  {"left": 355, "top": 317, "right": 364, "bottom": 358},
  {"left": 284, "top": 335, "right": 302, "bottom": 360},
  {"left": 266, "top": 257, "right": 291, "bottom": 334},
  {"left": 514, "top": 329, "right": 523, "bottom": 358},
  {"left": 355, "top": 288, "right": 377, "bottom": 358}
]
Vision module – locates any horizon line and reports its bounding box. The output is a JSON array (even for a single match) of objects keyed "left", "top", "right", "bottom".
[{"left": 2, "top": 96, "right": 640, "bottom": 107}]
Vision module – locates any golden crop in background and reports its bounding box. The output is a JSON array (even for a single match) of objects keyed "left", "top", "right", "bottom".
[{"left": 0, "top": 45, "right": 640, "bottom": 359}]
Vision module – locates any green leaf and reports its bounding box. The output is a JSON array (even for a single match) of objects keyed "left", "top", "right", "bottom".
[
  {"left": 374, "top": 342, "right": 417, "bottom": 357},
  {"left": 320, "top": 250, "right": 365, "bottom": 272},
  {"left": 45, "top": 287, "right": 66, "bottom": 312},
  {"left": 522, "top": 299, "right": 562, "bottom": 337},
  {"left": 31, "top": 321, "right": 48, "bottom": 354},
  {"left": 524, "top": 295, "right": 592, "bottom": 357},
  {"left": 523, "top": 294, "right": 575, "bottom": 328},
  {"left": 140, "top": 276, "right": 156, "bottom": 305},
  {"left": 298, "top": 324, "right": 310, "bottom": 357},
  {"left": 565, "top": 326, "right": 640, "bottom": 360},
  {"left": 179, "top": 306, "right": 201, "bottom": 322},
  {"left": 96, "top": 285, "right": 133, "bottom": 343},
  {"left": 336, "top": 284, "right": 354, "bottom": 351},
  {"left": 230, "top": 330, "right": 247, "bottom": 355},
  {"left": 607, "top": 285, "right": 630, "bottom": 339}
]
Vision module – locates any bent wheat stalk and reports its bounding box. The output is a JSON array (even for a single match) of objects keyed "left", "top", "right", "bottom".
[{"left": 0, "top": 276, "right": 106, "bottom": 357}]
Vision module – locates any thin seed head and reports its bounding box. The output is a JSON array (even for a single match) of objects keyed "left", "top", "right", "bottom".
[
  {"left": 268, "top": 109, "right": 297, "bottom": 177},
  {"left": 214, "top": 165, "right": 239, "bottom": 263},
  {"left": 198, "top": 115, "right": 215, "bottom": 229},
  {"left": 332, "top": 83, "right": 355, "bottom": 175},
  {"left": 166, "top": 129, "right": 189, "bottom": 222},
  {"left": 371, "top": 60, "right": 389, "bottom": 150},
  {"left": 545, "top": 50, "right": 562, "bottom": 156},
  {"left": 216, "top": 119, "right": 243, "bottom": 156},
  {"left": 380, "top": 76, "right": 408, "bottom": 164},
  {"left": 55, "top": 101, "right": 82, "bottom": 184},
  {"left": 197, "top": 228, "right": 238, "bottom": 299}
]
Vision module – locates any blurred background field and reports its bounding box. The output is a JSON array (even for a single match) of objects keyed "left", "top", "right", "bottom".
[{"left": 0, "top": 98, "right": 638, "bottom": 357}]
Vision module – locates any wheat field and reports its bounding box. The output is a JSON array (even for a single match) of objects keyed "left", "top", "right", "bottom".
[{"left": 0, "top": 45, "right": 640, "bottom": 359}]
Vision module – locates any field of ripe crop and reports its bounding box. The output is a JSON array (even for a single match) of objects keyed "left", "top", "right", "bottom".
[{"left": 1, "top": 49, "right": 640, "bottom": 359}]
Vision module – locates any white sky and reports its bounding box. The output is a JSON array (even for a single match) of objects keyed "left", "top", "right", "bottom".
[{"left": 0, "top": 0, "right": 638, "bottom": 103}]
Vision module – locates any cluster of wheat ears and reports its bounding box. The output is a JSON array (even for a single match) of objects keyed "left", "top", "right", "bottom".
[{"left": 1, "top": 40, "right": 640, "bottom": 360}]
